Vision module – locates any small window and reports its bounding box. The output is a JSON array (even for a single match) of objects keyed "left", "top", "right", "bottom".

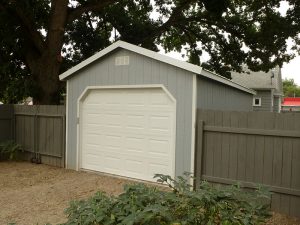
[
  {"left": 253, "top": 97, "right": 261, "bottom": 106},
  {"left": 115, "top": 56, "right": 129, "bottom": 66}
]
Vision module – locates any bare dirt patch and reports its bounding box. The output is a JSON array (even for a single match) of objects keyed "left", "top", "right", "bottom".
[
  {"left": 0, "top": 162, "right": 299, "bottom": 225},
  {"left": 0, "top": 162, "right": 134, "bottom": 225}
]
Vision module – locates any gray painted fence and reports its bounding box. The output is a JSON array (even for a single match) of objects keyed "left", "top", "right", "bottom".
[
  {"left": 195, "top": 109, "right": 300, "bottom": 218},
  {"left": 0, "top": 105, "right": 66, "bottom": 167}
]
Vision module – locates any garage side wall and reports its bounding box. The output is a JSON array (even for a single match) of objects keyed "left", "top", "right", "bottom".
[
  {"left": 66, "top": 49, "right": 194, "bottom": 178},
  {"left": 197, "top": 77, "right": 253, "bottom": 111}
]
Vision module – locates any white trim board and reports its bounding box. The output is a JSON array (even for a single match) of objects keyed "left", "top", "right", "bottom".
[
  {"left": 190, "top": 74, "right": 197, "bottom": 183},
  {"left": 65, "top": 81, "right": 69, "bottom": 168},
  {"left": 59, "top": 41, "right": 255, "bottom": 95},
  {"left": 59, "top": 41, "right": 202, "bottom": 81}
]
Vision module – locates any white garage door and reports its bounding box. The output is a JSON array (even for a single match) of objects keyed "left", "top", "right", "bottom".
[{"left": 79, "top": 87, "right": 176, "bottom": 182}]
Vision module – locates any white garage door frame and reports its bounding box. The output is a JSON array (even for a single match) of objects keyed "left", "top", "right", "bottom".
[{"left": 76, "top": 84, "right": 177, "bottom": 180}]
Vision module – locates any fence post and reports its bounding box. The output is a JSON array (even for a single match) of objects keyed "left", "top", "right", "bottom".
[{"left": 195, "top": 119, "right": 204, "bottom": 188}]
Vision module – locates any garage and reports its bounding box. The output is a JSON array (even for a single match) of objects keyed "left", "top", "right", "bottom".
[
  {"left": 79, "top": 87, "right": 176, "bottom": 181},
  {"left": 59, "top": 41, "right": 254, "bottom": 181}
]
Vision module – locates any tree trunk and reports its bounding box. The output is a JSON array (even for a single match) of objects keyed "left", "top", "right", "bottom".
[
  {"left": 26, "top": 0, "right": 69, "bottom": 105},
  {"left": 31, "top": 54, "right": 62, "bottom": 105}
]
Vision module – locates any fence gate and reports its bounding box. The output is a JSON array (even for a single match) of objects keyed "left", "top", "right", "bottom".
[{"left": 0, "top": 105, "right": 66, "bottom": 167}]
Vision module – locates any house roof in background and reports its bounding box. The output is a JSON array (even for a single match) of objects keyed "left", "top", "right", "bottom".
[
  {"left": 59, "top": 41, "right": 255, "bottom": 95},
  {"left": 231, "top": 67, "right": 283, "bottom": 95},
  {"left": 282, "top": 97, "right": 300, "bottom": 106}
]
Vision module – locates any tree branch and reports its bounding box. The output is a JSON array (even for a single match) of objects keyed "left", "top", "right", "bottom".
[
  {"left": 0, "top": 1, "right": 45, "bottom": 53},
  {"left": 67, "top": 0, "right": 117, "bottom": 23}
]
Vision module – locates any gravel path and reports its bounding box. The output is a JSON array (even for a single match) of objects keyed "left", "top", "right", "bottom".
[{"left": 0, "top": 162, "right": 299, "bottom": 225}]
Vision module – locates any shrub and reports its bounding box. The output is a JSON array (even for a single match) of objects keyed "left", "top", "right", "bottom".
[
  {"left": 61, "top": 174, "right": 271, "bottom": 225},
  {"left": 0, "top": 140, "right": 22, "bottom": 161}
]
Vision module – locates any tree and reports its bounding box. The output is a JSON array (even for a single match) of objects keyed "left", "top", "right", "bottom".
[
  {"left": 283, "top": 78, "right": 300, "bottom": 97},
  {"left": 0, "top": 0, "right": 299, "bottom": 104}
]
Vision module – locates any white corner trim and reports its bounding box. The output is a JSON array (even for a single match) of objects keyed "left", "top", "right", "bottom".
[
  {"left": 278, "top": 97, "right": 282, "bottom": 113},
  {"left": 65, "top": 81, "right": 69, "bottom": 168},
  {"left": 59, "top": 41, "right": 202, "bottom": 81},
  {"left": 190, "top": 74, "right": 197, "bottom": 183},
  {"left": 76, "top": 84, "right": 177, "bottom": 178}
]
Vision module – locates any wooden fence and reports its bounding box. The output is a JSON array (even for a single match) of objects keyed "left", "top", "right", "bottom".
[
  {"left": 195, "top": 109, "right": 300, "bottom": 218},
  {"left": 0, "top": 105, "right": 66, "bottom": 167}
]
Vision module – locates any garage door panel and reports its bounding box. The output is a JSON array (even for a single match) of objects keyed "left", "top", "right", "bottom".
[
  {"left": 80, "top": 88, "right": 175, "bottom": 182},
  {"left": 125, "top": 159, "right": 144, "bottom": 172},
  {"left": 82, "top": 153, "right": 103, "bottom": 167},
  {"left": 150, "top": 92, "right": 172, "bottom": 106},
  {"left": 125, "top": 136, "right": 145, "bottom": 152},
  {"left": 125, "top": 114, "right": 146, "bottom": 129},
  {"left": 148, "top": 162, "right": 170, "bottom": 177},
  {"left": 148, "top": 139, "right": 170, "bottom": 156}
]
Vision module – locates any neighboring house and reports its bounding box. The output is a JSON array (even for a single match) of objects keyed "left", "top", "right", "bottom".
[
  {"left": 231, "top": 67, "right": 283, "bottom": 112},
  {"left": 59, "top": 41, "right": 255, "bottom": 182},
  {"left": 282, "top": 97, "right": 300, "bottom": 112}
]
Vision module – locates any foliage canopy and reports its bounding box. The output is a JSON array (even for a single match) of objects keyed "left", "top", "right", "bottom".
[
  {"left": 0, "top": 0, "right": 299, "bottom": 103},
  {"left": 283, "top": 78, "right": 300, "bottom": 97}
]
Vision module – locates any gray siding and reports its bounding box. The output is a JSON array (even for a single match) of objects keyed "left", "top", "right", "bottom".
[
  {"left": 253, "top": 90, "right": 272, "bottom": 112},
  {"left": 197, "top": 77, "right": 253, "bottom": 111},
  {"left": 66, "top": 49, "right": 194, "bottom": 177}
]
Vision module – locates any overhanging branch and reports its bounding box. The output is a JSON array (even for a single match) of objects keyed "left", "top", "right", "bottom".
[
  {"left": 67, "top": 0, "right": 116, "bottom": 23},
  {"left": 0, "top": 1, "right": 45, "bottom": 53}
]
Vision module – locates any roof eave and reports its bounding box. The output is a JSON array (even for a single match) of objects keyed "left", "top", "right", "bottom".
[
  {"left": 201, "top": 69, "right": 256, "bottom": 95},
  {"left": 59, "top": 41, "right": 202, "bottom": 81}
]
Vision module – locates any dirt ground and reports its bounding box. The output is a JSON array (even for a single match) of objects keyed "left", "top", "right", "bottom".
[{"left": 0, "top": 162, "right": 299, "bottom": 225}]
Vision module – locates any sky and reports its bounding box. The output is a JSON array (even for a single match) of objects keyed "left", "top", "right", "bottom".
[{"left": 158, "top": 49, "right": 300, "bottom": 86}]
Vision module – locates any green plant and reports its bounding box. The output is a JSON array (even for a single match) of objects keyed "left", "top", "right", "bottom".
[
  {"left": 61, "top": 174, "right": 271, "bottom": 225},
  {"left": 0, "top": 140, "right": 22, "bottom": 161}
]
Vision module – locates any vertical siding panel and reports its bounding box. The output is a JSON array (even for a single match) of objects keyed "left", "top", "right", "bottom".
[
  {"left": 132, "top": 51, "right": 143, "bottom": 84},
  {"left": 174, "top": 69, "right": 185, "bottom": 176},
  {"left": 142, "top": 56, "right": 151, "bottom": 84},
  {"left": 197, "top": 77, "right": 252, "bottom": 112},
  {"left": 159, "top": 61, "right": 168, "bottom": 88}
]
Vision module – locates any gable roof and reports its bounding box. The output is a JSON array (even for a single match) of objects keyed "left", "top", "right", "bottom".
[
  {"left": 59, "top": 41, "right": 255, "bottom": 95},
  {"left": 231, "top": 67, "right": 283, "bottom": 95}
]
